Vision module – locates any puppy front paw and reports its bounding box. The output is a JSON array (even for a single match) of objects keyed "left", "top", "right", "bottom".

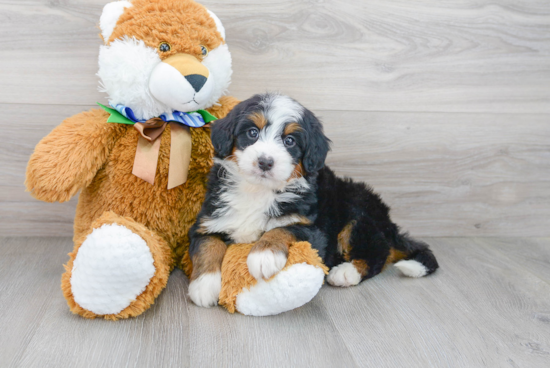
[
  {"left": 247, "top": 249, "right": 288, "bottom": 280},
  {"left": 326, "top": 262, "right": 361, "bottom": 287},
  {"left": 188, "top": 272, "right": 222, "bottom": 308}
]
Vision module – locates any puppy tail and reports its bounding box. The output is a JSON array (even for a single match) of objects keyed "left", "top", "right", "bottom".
[{"left": 392, "top": 234, "right": 439, "bottom": 278}]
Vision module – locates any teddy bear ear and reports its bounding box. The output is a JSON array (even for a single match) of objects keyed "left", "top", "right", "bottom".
[
  {"left": 99, "top": 1, "right": 133, "bottom": 44},
  {"left": 206, "top": 10, "right": 226, "bottom": 40}
]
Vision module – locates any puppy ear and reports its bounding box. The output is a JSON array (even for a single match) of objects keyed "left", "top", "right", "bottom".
[
  {"left": 211, "top": 117, "right": 236, "bottom": 158},
  {"left": 211, "top": 103, "right": 243, "bottom": 158},
  {"left": 302, "top": 109, "right": 331, "bottom": 174},
  {"left": 211, "top": 96, "right": 263, "bottom": 158}
]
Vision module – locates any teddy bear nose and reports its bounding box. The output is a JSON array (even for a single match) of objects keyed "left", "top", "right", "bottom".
[{"left": 185, "top": 74, "right": 207, "bottom": 92}]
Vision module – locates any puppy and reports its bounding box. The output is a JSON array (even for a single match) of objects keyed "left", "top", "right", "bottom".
[{"left": 188, "top": 93, "right": 438, "bottom": 307}]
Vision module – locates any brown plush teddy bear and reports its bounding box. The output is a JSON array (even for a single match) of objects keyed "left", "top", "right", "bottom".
[
  {"left": 25, "top": 0, "right": 328, "bottom": 319},
  {"left": 26, "top": 0, "right": 238, "bottom": 319}
]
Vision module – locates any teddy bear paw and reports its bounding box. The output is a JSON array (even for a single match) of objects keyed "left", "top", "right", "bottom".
[
  {"left": 188, "top": 272, "right": 222, "bottom": 308},
  {"left": 247, "top": 250, "right": 287, "bottom": 280},
  {"left": 71, "top": 223, "right": 156, "bottom": 315}
]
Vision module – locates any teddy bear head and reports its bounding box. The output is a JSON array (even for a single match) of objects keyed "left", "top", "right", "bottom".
[{"left": 97, "top": 0, "right": 232, "bottom": 120}]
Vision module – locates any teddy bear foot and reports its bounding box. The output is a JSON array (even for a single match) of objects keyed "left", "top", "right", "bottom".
[
  {"left": 236, "top": 263, "right": 325, "bottom": 316},
  {"left": 62, "top": 212, "right": 172, "bottom": 320},
  {"left": 70, "top": 223, "right": 156, "bottom": 315}
]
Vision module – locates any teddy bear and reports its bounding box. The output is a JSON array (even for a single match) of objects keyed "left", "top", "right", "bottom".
[{"left": 25, "top": 0, "right": 327, "bottom": 319}]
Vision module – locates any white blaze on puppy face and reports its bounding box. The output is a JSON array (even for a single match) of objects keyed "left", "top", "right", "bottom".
[
  {"left": 97, "top": 4, "right": 232, "bottom": 120},
  {"left": 236, "top": 94, "right": 304, "bottom": 188}
]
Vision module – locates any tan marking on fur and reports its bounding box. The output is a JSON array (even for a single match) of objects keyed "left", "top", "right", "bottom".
[
  {"left": 190, "top": 236, "right": 227, "bottom": 280},
  {"left": 383, "top": 248, "right": 408, "bottom": 270},
  {"left": 227, "top": 146, "right": 239, "bottom": 162},
  {"left": 352, "top": 259, "right": 369, "bottom": 277},
  {"left": 289, "top": 161, "right": 304, "bottom": 181},
  {"left": 284, "top": 122, "right": 302, "bottom": 135},
  {"left": 295, "top": 214, "right": 312, "bottom": 226},
  {"left": 196, "top": 217, "right": 211, "bottom": 235},
  {"left": 249, "top": 112, "right": 267, "bottom": 130},
  {"left": 337, "top": 221, "right": 356, "bottom": 261},
  {"left": 250, "top": 228, "right": 296, "bottom": 257}
]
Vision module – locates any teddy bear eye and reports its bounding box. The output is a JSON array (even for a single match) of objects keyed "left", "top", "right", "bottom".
[
  {"left": 159, "top": 42, "right": 171, "bottom": 52},
  {"left": 200, "top": 45, "right": 209, "bottom": 57}
]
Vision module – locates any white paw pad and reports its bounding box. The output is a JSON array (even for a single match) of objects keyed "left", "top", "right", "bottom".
[
  {"left": 327, "top": 262, "right": 361, "bottom": 287},
  {"left": 247, "top": 250, "right": 287, "bottom": 280},
  {"left": 394, "top": 260, "right": 428, "bottom": 278},
  {"left": 188, "top": 272, "right": 222, "bottom": 308},
  {"left": 71, "top": 224, "right": 156, "bottom": 315}
]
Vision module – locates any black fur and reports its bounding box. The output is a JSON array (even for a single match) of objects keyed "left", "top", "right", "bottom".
[
  {"left": 301, "top": 108, "right": 331, "bottom": 174},
  {"left": 210, "top": 95, "right": 264, "bottom": 158},
  {"left": 190, "top": 94, "right": 438, "bottom": 282}
]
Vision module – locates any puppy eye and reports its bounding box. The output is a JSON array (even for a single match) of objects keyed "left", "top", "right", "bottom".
[
  {"left": 247, "top": 128, "right": 259, "bottom": 139},
  {"left": 200, "top": 45, "right": 209, "bottom": 57},
  {"left": 284, "top": 136, "right": 296, "bottom": 147},
  {"left": 159, "top": 42, "right": 171, "bottom": 52}
]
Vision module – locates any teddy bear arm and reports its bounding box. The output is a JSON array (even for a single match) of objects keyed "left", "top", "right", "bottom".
[
  {"left": 25, "top": 108, "right": 125, "bottom": 203},
  {"left": 219, "top": 241, "right": 328, "bottom": 315}
]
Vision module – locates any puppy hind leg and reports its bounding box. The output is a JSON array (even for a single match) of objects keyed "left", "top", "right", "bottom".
[
  {"left": 327, "top": 218, "right": 391, "bottom": 287},
  {"left": 392, "top": 235, "right": 439, "bottom": 278}
]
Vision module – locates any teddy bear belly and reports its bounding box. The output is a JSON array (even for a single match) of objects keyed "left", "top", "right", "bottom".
[{"left": 74, "top": 128, "right": 212, "bottom": 264}]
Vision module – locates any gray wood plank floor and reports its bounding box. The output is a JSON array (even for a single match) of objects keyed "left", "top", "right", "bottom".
[{"left": 1, "top": 237, "right": 549, "bottom": 368}]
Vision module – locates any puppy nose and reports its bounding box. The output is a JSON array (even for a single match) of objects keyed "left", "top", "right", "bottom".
[
  {"left": 258, "top": 156, "right": 274, "bottom": 172},
  {"left": 185, "top": 74, "right": 207, "bottom": 92}
]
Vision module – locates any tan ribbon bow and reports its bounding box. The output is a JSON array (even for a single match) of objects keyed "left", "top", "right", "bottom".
[{"left": 132, "top": 118, "right": 192, "bottom": 190}]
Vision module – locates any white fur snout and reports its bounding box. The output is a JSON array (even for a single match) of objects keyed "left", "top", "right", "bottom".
[
  {"left": 236, "top": 141, "right": 294, "bottom": 188},
  {"left": 149, "top": 62, "right": 214, "bottom": 112},
  {"left": 188, "top": 272, "right": 222, "bottom": 307},
  {"left": 327, "top": 262, "right": 361, "bottom": 287},
  {"left": 247, "top": 250, "right": 288, "bottom": 280}
]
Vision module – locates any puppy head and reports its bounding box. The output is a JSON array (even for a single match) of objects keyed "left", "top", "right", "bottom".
[{"left": 212, "top": 93, "right": 331, "bottom": 188}]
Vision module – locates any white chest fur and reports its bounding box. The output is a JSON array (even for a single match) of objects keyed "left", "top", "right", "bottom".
[{"left": 201, "top": 164, "right": 309, "bottom": 243}]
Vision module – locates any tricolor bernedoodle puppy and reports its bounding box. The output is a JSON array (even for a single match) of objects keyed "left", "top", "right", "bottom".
[{"left": 188, "top": 93, "right": 439, "bottom": 307}]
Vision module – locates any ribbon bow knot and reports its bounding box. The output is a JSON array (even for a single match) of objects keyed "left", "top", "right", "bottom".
[{"left": 97, "top": 103, "right": 217, "bottom": 189}]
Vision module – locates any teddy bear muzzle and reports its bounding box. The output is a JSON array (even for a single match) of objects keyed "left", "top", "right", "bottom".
[{"left": 149, "top": 53, "right": 214, "bottom": 112}]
